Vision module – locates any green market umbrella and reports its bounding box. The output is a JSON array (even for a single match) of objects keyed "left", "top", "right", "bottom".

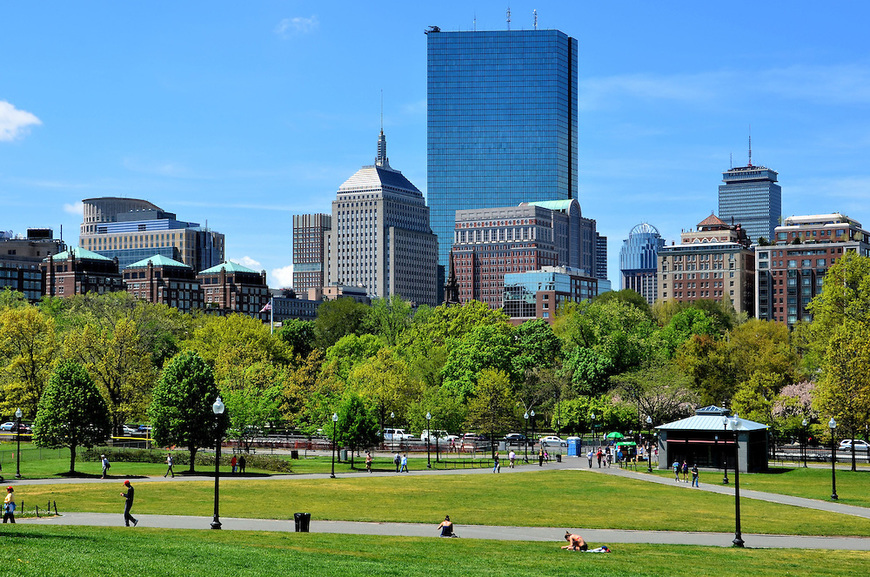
[
  {"left": 605, "top": 432, "right": 624, "bottom": 440},
  {"left": 615, "top": 441, "right": 637, "bottom": 447}
]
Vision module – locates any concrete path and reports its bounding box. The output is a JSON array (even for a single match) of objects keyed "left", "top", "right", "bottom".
[
  {"left": 583, "top": 463, "right": 870, "bottom": 519},
  {"left": 19, "top": 512, "right": 870, "bottom": 551}
]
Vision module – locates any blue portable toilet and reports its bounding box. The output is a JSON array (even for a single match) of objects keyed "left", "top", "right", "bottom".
[{"left": 567, "top": 438, "right": 580, "bottom": 457}]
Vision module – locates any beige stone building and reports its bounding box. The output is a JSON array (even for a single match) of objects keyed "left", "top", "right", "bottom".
[{"left": 657, "top": 214, "right": 755, "bottom": 315}]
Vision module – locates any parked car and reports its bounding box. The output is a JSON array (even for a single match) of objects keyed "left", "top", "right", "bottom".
[
  {"left": 420, "top": 429, "right": 449, "bottom": 442},
  {"left": 383, "top": 428, "right": 415, "bottom": 441},
  {"left": 122, "top": 425, "right": 139, "bottom": 436},
  {"left": 504, "top": 433, "right": 529, "bottom": 445},
  {"left": 539, "top": 435, "right": 567, "bottom": 448},
  {"left": 839, "top": 439, "right": 870, "bottom": 450},
  {"left": 0, "top": 422, "right": 15, "bottom": 431}
]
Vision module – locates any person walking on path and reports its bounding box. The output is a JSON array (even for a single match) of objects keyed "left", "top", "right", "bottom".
[
  {"left": 691, "top": 464, "right": 700, "bottom": 487},
  {"left": 681, "top": 460, "right": 689, "bottom": 483},
  {"left": 508, "top": 450, "right": 516, "bottom": 468},
  {"left": 120, "top": 480, "right": 138, "bottom": 527},
  {"left": 587, "top": 449, "right": 594, "bottom": 468},
  {"left": 164, "top": 453, "right": 175, "bottom": 478},
  {"left": 239, "top": 455, "right": 246, "bottom": 474},
  {"left": 101, "top": 454, "right": 110, "bottom": 479},
  {"left": 596, "top": 448, "right": 603, "bottom": 468},
  {"left": 365, "top": 451, "right": 373, "bottom": 473},
  {"left": 672, "top": 459, "right": 680, "bottom": 481},
  {"left": 400, "top": 453, "right": 409, "bottom": 473},
  {"left": 493, "top": 452, "right": 501, "bottom": 473},
  {"left": 393, "top": 452, "right": 401, "bottom": 473},
  {"left": 3, "top": 486, "right": 16, "bottom": 523},
  {"left": 231, "top": 455, "right": 238, "bottom": 474},
  {"left": 538, "top": 448, "right": 545, "bottom": 467}
]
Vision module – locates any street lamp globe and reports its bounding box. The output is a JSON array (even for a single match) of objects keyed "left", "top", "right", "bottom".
[
  {"left": 802, "top": 418, "right": 808, "bottom": 427},
  {"left": 15, "top": 408, "right": 22, "bottom": 419},
  {"left": 828, "top": 417, "right": 836, "bottom": 429},
  {"left": 213, "top": 397, "right": 225, "bottom": 415}
]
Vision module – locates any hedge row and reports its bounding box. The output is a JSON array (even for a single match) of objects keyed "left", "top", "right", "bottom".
[{"left": 82, "top": 447, "right": 292, "bottom": 472}]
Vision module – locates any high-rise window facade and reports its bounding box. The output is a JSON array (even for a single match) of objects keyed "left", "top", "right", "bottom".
[
  {"left": 292, "top": 213, "right": 331, "bottom": 292},
  {"left": 718, "top": 165, "right": 781, "bottom": 245},
  {"left": 427, "top": 29, "right": 578, "bottom": 270}
]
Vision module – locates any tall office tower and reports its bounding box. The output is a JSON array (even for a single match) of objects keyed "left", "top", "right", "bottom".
[
  {"left": 657, "top": 214, "right": 755, "bottom": 316},
  {"left": 595, "top": 233, "right": 608, "bottom": 281},
  {"left": 718, "top": 162, "right": 782, "bottom": 245},
  {"left": 427, "top": 28, "right": 578, "bottom": 271},
  {"left": 292, "top": 213, "right": 331, "bottom": 292},
  {"left": 79, "top": 197, "right": 224, "bottom": 272},
  {"left": 324, "top": 131, "right": 438, "bottom": 306},
  {"left": 451, "top": 199, "right": 593, "bottom": 309},
  {"left": 756, "top": 214, "right": 870, "bottom": 327},
  {"left": 619, "top": 223, "right": 665, "bottom": 304}
]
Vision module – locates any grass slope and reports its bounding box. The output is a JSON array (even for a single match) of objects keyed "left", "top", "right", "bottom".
[
  {"left": 18, "top": 469, "right": 870, "bottom": 536},
  {"left": 0, "top": 525, "right": 867, "bottom": 577}
]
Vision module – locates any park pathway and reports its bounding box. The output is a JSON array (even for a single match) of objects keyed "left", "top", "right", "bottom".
[
  {"left": 583, "top": 462, "right": 870, "bottom": 520},
  {"left": 18, "top": 511, "right": 870, "bottom": 551}
]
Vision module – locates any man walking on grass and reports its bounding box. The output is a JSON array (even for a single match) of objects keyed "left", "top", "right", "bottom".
[{"left": 120, "top": 480, "right": 138, "bottom": 527}]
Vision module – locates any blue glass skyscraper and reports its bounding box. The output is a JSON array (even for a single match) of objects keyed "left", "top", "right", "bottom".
[
  {"left": 718, "top": 164, "right": 781, "bottom": 245},
  {"left": 619, "top": 222, "right": 664, "bottom": 304},
  {"left": 427, "top": 28, "right": 578, "bottom": 270}
]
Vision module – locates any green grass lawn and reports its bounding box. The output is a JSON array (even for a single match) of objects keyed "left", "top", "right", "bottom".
[
  {"left": 647, "top": 466, "right": 870, "bottom": 508},
  {"left": 17, "top": 469, "right": 870, "bottom": 537},
  {"left": 0, "top": 525, "right": 866, "bottom": 577}
]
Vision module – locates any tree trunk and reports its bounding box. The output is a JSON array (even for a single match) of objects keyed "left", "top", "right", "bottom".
[
  {"left": 189, "top": 446, "right": 198, "bottom": 473},
  {"left": 852, "top": 437, "right": 857, "bottom": 472},
  {"left": 69, "top": 443, "right": 77, "bottom": 474}
]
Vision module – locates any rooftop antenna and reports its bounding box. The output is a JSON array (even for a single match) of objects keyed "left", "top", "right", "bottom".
[
  {"left": 748, "top": 125, "right": 752, "bottom": 167},
  {"left": 380, "top": 89, "right": 384, "bottom": 132},
  {"left": 507, "top": 6, "right": 511, "bottom": 30},
  {"left": 534, "top": 8, "right": 538, "bottom": 29},
  {"left": 473, "top": 12, "right": 477, "bottom": 31}
]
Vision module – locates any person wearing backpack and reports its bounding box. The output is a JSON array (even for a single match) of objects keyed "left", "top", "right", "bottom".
[
  {"left": 3, "top": 486, "right": 16, "bottom": 523},
  {"left": 101, "top": 454, "right": 111, "bottom": 479}
]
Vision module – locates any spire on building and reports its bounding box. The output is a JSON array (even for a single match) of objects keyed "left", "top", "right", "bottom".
[
  {"left": 376, "top": 129, "right": 390, "bottom": 168},
  {"left": 444, "top": 249, "right": 460, "bottom": 305}
]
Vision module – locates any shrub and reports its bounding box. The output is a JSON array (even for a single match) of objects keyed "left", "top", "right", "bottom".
[{"left": 81, "top": 448, "right": 292, "bottom": 472}]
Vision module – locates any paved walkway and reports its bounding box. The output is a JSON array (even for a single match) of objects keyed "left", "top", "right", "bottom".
[
  {"left": 11, "top": 458, "right": 870, "bottom": 550},
  {"left": 583, "top": 462, "right": 870, "bottom": 519},
  {"left": 19, "top": 512, "right": 870, "bottom": 550}
]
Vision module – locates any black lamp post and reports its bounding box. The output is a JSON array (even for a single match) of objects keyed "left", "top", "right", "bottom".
[
  {"left": 646, "top": 415, "right": 653, "bottom": 473},
  {"left": 523, "top": 412, "right": 529, "bottom": 463},
  {"left": 211, "top": 396, "right": 225, "bottom": 530},
  {"left": 591, "top": 413, "right": 596, "bottom": 445},
  {"left": 15, "top": 408, "right": 23, "bottom": 479},
  {"left": 802, "top": 418, "right": 808, "bottom": 468},
  {"left": 330, "top": 412, "right": 338, "bottom": 479},
  {"left": 829, "top": 417, "right": 838, "bottom": 500},
  {"left": 530, "top": 410, "right": 536, "bottom": 457},
  {"left": 426, "top": 412, "right": 432, "bottom": 469},
  {"left": 721, "top": 416, "right": 729, "bottom": 485},
  {"left": 729, "top": 416, "right": 744, "bottom": 547}
]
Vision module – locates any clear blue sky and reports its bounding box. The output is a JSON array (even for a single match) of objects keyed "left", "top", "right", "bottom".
[{"left": 3, "top": 1, "right": 870, "bottom": 287}]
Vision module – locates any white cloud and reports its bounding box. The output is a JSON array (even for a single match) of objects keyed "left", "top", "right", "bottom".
[
  {"left": 0, "top": 101, "right": 42, "bottom": 141},
  {"left": 235, "top": 256, "right": 262, "bottom": 270},
  {"left": 271, "top": 265, "right": 294, "bottom": 288},
  {"left": 63, "top": 201, "right": 84, "bottom": 216},
  {"left": 275, "top": 15, "right": 319, "bottom": 38}
]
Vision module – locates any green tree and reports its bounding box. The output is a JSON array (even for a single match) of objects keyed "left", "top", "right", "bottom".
[
  {"left": 658, "top": 307, "right": 717, "bottom": 357},
  {"left": 513, "top": 319, "right": 562, "bottom": 373},
  {"left": 403, "top": 300, "right": 510, "bottom": 347},
  {"left": 349, "top": 348, "right": 420, "bottom": 437},
  {"left": 323, "top": 333, "right": 383, "bottom": 382},
  {"left": 464, "top": 368, "right": 518, "bottom": 457},
  {"left": 330, "top": 391, "right": 379, "bottom": 467},
  {"left": 276, "top": 319, "right": 317, "bottom": 358},
  {"left": 609, "top": 362, "right": 698, "bottom": 426},
  {"left": 814, "top": 320, "right": 870, "bottom": 471},
  {"left": 363, "top": 295, "right": 413, "bottom": 346},
  {"left": 222, "top": 384, "right": 282, "bottom": 453},
  {"left": 32, "top": 360, "right": 111, "bottom": 474},
  {"left": 315, "top": 297, "right": 370, "bottom": 349},
  {"left": 0, "top": 305, "right": 58, "bottom": 416},
  {"left": 150, "top": 351, "right": 226, "bottom": 472},
  {"left": 0, "top": 287, "right": 28, "bottom": 309},
  {"left": 442, "top": 323, "right": 517, "bottom": 400},
  {"left": 731, "top": 371, "right": 781, "bottom": 426},
  {"left": 64, "top": 318, "right": 155, "bottom": 434},
  {"left": 593, "top": 289, "right": 652, "bottom": 317}
]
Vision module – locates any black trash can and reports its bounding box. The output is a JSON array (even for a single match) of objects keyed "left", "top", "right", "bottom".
[
  {"left": 294, "top": 512, "right": 311, "bottom": 532},
  {"left": 291, "top": 450, "right": 299, "bottom": 459},
  {"left": 556, "top": 454, "right": 562, "bottom": 463}
]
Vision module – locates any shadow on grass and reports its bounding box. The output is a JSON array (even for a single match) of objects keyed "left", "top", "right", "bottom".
[
  {"left": 762, "top": 468, "right": 794, "bottom": 475},
  {"left": 57, "top": 472, "right": 150, "bottom": 480}
]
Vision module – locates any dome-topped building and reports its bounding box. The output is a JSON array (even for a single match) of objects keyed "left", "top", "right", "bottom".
[{"left": 619, "top": 222, "right": 664, "bottom": 304}]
